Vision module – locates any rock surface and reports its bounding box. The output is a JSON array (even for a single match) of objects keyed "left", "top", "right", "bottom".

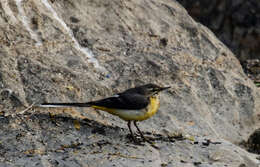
[
  {"left": 0, "top": 0, "right": 259, "bottom": 166},
  {"left": 175, "top": 0, "right": 260, "bottom": 87},
  {"left": 176, "top": 0, "right": 260, "bottom": 62}
]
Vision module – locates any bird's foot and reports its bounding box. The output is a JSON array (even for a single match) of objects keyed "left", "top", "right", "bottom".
[
  {"left": 126, "top": 134, "right": 145, "bottom": 145},
  {"left": 134, "top": 133, "right": 159, "bottom": 149}
]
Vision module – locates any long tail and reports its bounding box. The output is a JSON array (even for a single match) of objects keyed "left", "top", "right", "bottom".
[{"left": 38, "top": 102, "right": 91, "bottom": 108}]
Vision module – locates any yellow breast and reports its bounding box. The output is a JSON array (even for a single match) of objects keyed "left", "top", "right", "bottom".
[
  {"left": 90, "top": 95, "right": 160, "bottom": 121},
  {"left": 136, "top": 95, "right": 160, "bottom": 121}
]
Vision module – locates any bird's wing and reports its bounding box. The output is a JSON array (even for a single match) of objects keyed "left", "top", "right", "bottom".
[{"left": 87, "top": 93, "right": 149, "bottom": 110}]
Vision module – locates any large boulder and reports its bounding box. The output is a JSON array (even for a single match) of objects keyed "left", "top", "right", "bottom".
[
  {"left": 0, "top": 0, "right": 259, "bottom": 166},
  {"left": 176, "top": 0, "right": 260, "bottom": 62}
]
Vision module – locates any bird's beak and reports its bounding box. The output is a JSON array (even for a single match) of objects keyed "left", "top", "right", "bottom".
[{"left": 159, "top": 86, "right": 171, "bottom": 91}]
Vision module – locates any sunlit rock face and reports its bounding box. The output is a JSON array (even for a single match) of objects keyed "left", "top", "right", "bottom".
[{"left": 0, "top": 0, "right": 259, "bottom": 166}]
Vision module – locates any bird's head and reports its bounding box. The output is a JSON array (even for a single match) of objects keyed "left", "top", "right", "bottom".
[{"left": 138, "top": 84, "right": 170, "bottom": 97}]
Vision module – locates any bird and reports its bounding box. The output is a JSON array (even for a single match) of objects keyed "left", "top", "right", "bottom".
[{"left": 39, "top": 83, "right": 170, "bottom": 142}]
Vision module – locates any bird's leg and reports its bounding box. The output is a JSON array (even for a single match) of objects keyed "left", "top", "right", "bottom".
[
  {"left": 133, "top": 121, "right": 147, "bottom": 141},
  {"left": 127, "top": 121, "right": 137, "bottom": 142},
  {"left": 133, "top": 121, "right": 159, "bottom": 149}
]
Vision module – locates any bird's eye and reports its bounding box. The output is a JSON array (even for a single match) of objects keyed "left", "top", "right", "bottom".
[
  {"left": 153, "top": 87, "right": 159, "bottom": 91},
  {"left": 152, "top": 88, "right": 159, "bottom": 92}
]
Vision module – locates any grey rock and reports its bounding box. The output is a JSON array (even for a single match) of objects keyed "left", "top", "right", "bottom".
[
  {"left": 176, "top": 0, "right": 260, "bottom": 62},
  {"left": 0, "top": 0, "right": 259, "bottom": 166}
]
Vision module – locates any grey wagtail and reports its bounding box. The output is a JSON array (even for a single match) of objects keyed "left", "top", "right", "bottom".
[{"left": 39, "top": 84, "right": 170, "bottom": 142}]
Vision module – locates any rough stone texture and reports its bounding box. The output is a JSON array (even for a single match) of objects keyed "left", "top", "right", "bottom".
[
  {"left": 175, "top": 0, "right": 260, "bottom": 87},
  {"left": 176, "top": 0, "right": 260, "bottom": 62},
  {"left": 0, "top": 0, "right": 260, "bottom": 166}
]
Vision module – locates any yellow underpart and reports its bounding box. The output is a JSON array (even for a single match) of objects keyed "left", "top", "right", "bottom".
[
  {"left": 90, "top": 105, "right": 117, "bottom": 114},
  {"left": 90, "top": 95, "right": 160, "bottom": 121}
]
